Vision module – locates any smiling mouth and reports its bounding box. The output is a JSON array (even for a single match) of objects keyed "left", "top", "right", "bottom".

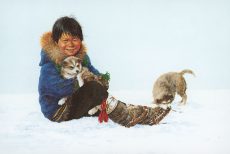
[{"left": 66, "top": 49, "right": 74, "bottom": 51}]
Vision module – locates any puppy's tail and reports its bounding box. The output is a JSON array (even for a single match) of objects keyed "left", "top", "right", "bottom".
[{"left": 179, "top": 69, "right": 195, "bottom": 77}]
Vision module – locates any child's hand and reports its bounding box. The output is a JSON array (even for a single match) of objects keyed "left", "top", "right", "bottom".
[{"left": 98, "top": 74, "right": 109, "bottom": 90}]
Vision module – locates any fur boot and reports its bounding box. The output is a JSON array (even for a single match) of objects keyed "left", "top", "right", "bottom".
[{"left": 105, "top": 96, "right": 171, "bottom": 128}]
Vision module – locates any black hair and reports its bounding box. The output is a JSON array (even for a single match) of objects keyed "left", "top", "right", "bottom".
[{"left": 52, "top": 16, "right": 83, "bottom": 43}]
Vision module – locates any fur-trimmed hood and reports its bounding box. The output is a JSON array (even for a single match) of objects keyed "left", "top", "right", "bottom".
[{"left": 40, "top": 32, "right": 87, "bottom": 65}]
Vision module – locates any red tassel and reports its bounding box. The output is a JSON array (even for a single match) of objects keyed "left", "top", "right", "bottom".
[{"left": 98, "top": 99, "right": 108, "bottom": 123}]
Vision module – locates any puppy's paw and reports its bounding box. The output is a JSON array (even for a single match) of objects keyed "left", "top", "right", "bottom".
[
  {"left": 58, "top": 97, "right": 67, "bottom": 105},
  {"left": 77, "top": 73, "right": 84, "bottom": 87},
  {"left": 88, "top": 107, "right": 99, "bottom": 115},
  {"left": 159, "top": 104, "right": 171, "bottom": 110},
  {"left": 152, "top": 103, "right": 159, "bottom": 108}
]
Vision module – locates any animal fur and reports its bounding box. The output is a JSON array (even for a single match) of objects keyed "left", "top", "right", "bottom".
[
  {"left": 58, "top": 56, "right": 83, "bottom": 105},
  {"left": 40, "top": 32, "right": 87, "bottom": 65},
  {"left": 60, "top": 56, "right": 107, "bottom": 87},
  {"left": 61, "top": 56, "right": 82, "bottom": 80},
  {"left": 153, "top": 69, "right": 195, "bottom": 106},
  {"left": 59, "top": 56, "right": 108, "bottom": 115}
]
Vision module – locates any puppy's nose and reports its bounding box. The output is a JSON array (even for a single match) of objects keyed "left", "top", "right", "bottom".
[{"left": 76, "top": 70, "right": 79, "bottom": 73}]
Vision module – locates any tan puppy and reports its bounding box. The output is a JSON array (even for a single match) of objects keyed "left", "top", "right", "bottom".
[{"left": 153, "top": 69, "right": 195, "bottom": 106}]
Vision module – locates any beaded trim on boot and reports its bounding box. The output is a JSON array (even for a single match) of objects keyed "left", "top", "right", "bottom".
[{"left": 106, "top": 95, "right": 119, "bottom": 114}]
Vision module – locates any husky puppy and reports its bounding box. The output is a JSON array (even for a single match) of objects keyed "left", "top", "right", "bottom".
[
  {"left": 58, "top": 56, "right": 83, "bottom": 105},
  {"left": 60, "top": 56, "right": 82, "bottom": 79},
  {"left": 58, "top": 56, "right": 105, "bottom": 115},
  {"left": 153, "top": 69, "right": 195, "bottom": 107}
]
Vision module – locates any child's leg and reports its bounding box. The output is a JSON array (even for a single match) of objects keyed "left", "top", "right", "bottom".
[
  {"left": 68, "top": 81, "right": 108, "bottom": 119},
  {"left": 52, "top": 81, "right": 171, "bottom": 127}
]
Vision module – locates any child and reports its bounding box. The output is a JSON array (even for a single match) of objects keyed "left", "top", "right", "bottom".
[
  {"left": 39, "top": 16, "right": 111, "bottom": 122},
  {"left": 38, "top": 16, "right": 171, "bottom": 126}
]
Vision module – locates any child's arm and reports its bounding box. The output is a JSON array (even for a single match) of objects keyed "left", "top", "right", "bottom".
[
  {"left": 39, "top": 63, "right": 75, "bottom": 98},
  {"left": 82, "top": 54, "right": 110, "bottom": 89},
  {"left": 82, "top": 54, "right": 100, "bottom": 75}
]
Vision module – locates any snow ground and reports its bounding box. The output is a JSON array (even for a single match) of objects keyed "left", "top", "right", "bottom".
[{"left": 0, "top": 90, "right": 230, "bottom": 154}]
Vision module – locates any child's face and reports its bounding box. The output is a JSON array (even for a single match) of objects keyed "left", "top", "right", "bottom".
[{"left": 57, "top": 33, "right": 81, "bottom": 56}]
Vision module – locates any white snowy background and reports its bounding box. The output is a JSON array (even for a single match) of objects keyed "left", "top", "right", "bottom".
[{"left": 0, "top": 0, "right": 230, "bottom": 153}]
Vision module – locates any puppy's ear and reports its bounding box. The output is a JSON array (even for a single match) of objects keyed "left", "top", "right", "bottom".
[
  {"left": 155, "top": 99, "right": 161, "bottom": 104},
  {"left": 77, "top": 59, "right": 82, "bottom": 63},
  {"left": 61, "top": 61, "right": 68, "bottom": 67}
]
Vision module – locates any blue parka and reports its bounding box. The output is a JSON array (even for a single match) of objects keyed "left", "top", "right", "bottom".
[{"left": 38, "top": 32, "right": 100, "bottom": 120}]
